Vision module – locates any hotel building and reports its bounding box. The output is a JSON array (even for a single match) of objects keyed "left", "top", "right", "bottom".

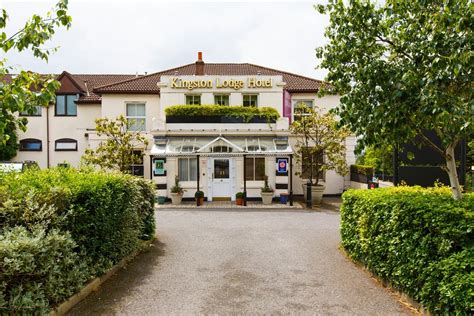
[{"left": 10, "top": 53, "right": 356, "bottom": 201}]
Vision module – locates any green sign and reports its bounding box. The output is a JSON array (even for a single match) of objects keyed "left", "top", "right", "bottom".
[{"left": 154, "top": 159, "right": 165, "bottom": 176}]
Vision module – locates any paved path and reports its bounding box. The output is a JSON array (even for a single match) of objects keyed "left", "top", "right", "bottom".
[{"left": 69, "top": 209, "right": 409, "bottom": 315}]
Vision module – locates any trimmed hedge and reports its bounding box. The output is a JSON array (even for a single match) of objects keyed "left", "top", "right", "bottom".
[
  {"left": 164, "top": 104, "right": 280, "bottom": 122},
  {"left": 0, "top": 168, "right": 156, "bottom": 314},
  {"left": 340, "top": 187, "right": 473, "bottom": 314},
  {"left": 350, "top": 164, "right": 374, "bottom": 175}
]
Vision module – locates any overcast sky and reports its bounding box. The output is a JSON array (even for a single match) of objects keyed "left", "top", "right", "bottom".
[{"left": 2, "top": 0, "right": 330, "bottom": 80}]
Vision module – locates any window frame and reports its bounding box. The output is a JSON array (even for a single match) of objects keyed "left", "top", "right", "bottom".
[
  {"left": 245, "top": 156, "right": 265, "bottom": 181},
  {"left": 19, "top": 138, "right": 42, "bottom": 151},
  {"left": 55, "top": 138, "right": 78, "bottom": 151},
  {"left": 178, "top": 157, "right": 197, "bottom": 182},
  {"left": 214, "top": 94, "right": 230, "bottom": 106},
  {"left": 130, "top": 150, "right": 145, "bottom": 177},
  {"left": 242, "top": 94, "right": 258, "bottom": 107},
  {"left": 126, "top": 102, "right": 146, "bottom": 132},
  {"left": 19, "top": 105, "right": 42, "bottom": 117},
  {"left": 185, "top": 94, "right": 201, "bottom": 105},
  {"left": 55, "top": 94, "right": 78, "bottom": 117},
  {"left": 292, "top": 100, "right": 314, "bottom": 121}
]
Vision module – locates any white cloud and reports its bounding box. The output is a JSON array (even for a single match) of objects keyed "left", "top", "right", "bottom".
[{"left": 2, "top": 0, "right": 330, "bottom": 80}]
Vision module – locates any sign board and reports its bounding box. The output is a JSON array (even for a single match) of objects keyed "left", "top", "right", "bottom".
[
  {"left": 154, "top": 159, "right": 165, "bottom": 176},
  {"left": 276, "top": 158, "right": 288, "bottom": 173},
  {"left": 170, "top": 77, "right": 273, "bottom": 91}
]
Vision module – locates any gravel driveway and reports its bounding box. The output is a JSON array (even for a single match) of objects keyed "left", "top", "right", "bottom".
[{"left": 69, "top": 209, "right": 409, "bottom": 315}]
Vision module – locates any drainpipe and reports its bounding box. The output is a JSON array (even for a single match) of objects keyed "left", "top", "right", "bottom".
[
  {"left": 149, "top": 156, "right": 153, "bottom": 180},
  {"left": 46, "top": 105, "right": 50, "bottom": 168}
]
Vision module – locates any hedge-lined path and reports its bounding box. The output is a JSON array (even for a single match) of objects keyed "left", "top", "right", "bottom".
[{"left": 69, "top": 209, "right": 410, "bottom": 315}]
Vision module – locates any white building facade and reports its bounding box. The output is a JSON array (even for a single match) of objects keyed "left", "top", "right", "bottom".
[{"left": 10, "top": 53, "right": 356, "bottom": 201}]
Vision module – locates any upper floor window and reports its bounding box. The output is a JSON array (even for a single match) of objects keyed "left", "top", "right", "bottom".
[
  {"left": 293, "top": 100, "right": 314, "bottom": 120},
  {"left": 55, "top": 138, "right": 78, "bottom": 151},
  {"left": 126, "top": 103, "right": 146, "bottom": 131},
  {"left": 186, "top": 95, "right": 201, "bottom": 105},
  {"left": 243, "top": 94, "right": 258, "bottom": 107},
  {"left": 214, "top": 94, "right": 229, "bottom": 106},
  {"left": 20, "top": 105, "right": 42, "bottom": 117},
  {"left": 19, "top": 138, "right": 42, "bottom": 151},
  {"left": 56, "top": 95, "right": 77, "bottom": 116}
]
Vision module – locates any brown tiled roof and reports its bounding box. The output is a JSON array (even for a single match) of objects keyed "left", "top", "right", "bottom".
[
  {"left": 72, "top": 74, "right": 140, "bottom": 103},
  {"left": 94, "top": 63, "right": 326, "bottom": 94}
]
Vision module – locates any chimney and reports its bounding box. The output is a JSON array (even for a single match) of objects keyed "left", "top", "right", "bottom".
[{"left": 195, "top": 51, "right": 204, "bottom": 75}]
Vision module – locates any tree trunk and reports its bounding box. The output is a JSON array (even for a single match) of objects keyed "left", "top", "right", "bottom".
[{"left": 445, "top": 144, "right": 462, "bottom": 200}]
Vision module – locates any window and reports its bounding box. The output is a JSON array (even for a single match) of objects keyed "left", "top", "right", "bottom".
[
  {"left": 55, "top": 95, "right": 77, "bottom": 116},
  {"left": 179, "top": 145, "right": 198, "bottom": 153},
  {"left": 130, "top": 150, "right": 144, "bottom": 177},
  {"left": 245, "top": 157, "right": 265, "bottom": 181},
  {"left": 55, "top": 138, "right": 78, "bottom": 151},
  {"left": 243, "top": 94, "right": 258, "bottom": 107},
  {"left": 126, "top": 103, "right": 146, "bottom": 131},
  {"left": 214, "top": 94, "right": 229, "bottom": 105},
  {"left": 178, "top": 158, "right": 197, "bottom": 181},
  {"left": 185, "top": 95, "right": 201, "bottom": 105},
  {"left": 293, "top": 100, "right": 314, "bottom": 120},
  {"left": 19, "top": 139, "right": 42, "bottom": 151},
  {"left": 20, "top": 105, "right": 42, "bottom": 116},
  {"left": 301, "top": 148, "right": 324, "bottom": 179},
  {"left": 212, "top": 145, "right": 232, "bottom": 153}
]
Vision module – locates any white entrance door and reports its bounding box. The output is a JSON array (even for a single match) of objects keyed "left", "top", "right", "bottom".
[{"left": 212, "top": 158, "right": 232, "bottom": 200}]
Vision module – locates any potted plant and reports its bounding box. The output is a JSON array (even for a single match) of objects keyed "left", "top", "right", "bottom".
[
  {"left": 290, "top": 102, "right": 350, "bottom": 206},
  {"left": 235, "top": 192, "right": 245, "bottom": 205},
  {"left": 260, "top": 176, "right": 274, "bottom": 205},
  {"left": 195, "top": 190, "right": 204, "bottom": 206},
  {"left": 170, "top": 176, "right": 184, "bottom": 205}
]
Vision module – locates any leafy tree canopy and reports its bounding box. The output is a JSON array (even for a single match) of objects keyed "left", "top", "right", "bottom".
[
  {"left": 316, "top": 0, "right": 473, "bottom": 199},
  {"left": 0, "top": 0, "right": 71, "bottom": 144},
  {"left": 81, "top": 115, "right": 149, "bottom": 173}
]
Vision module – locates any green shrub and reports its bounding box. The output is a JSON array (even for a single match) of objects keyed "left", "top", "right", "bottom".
[
  {"left": 350, "top": 164, "right": 374, "bottom": 175},
  {"left": 0, "top": 168, "right": 156, "bottom": 313},
  {"left": 164, "top": 104, "right": 280, "bottom": 122},
  {"left": 340, "top": 187, "right": 473, "bottom": 314}
]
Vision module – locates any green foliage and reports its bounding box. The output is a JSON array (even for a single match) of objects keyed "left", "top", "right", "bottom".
[
  {"left": 165, "top": 104, "right": 280, "bottom": 122},
  {"left": 194, "top": 190, "right": 204, "bottom": 198},
  {"left": 235, "top": 192, "right": 244, "bottom": 199},
  {"left": 316, "top": 0, "right": 473, "bottom": 198},
  {"left": 340, "top": 187, "right": 474, "bottom": 314},
  {"left": 0, "top": 0, "right": 71, "bottom": 144},
  {"left": 356, "top": 141, "right": 393, "bottom": 175},
  {"left": 0, "top": 121, "right": 18, "bottom": 160},
  {"left": 350, "top": 164, "right": 373, "bottom": 176},
  {"left": 81, "top": 115, "right": 149, "bottom": 173},
  {"left": 290, "top": 103, "right": 350, "bottom": 185},
  {"left": 170, "top": 176, "right": 184, "bottom": 194},
  {"left": 0, "top": 168, "right": 156, "bottom": 313},
  {"left": 261, "top": 175, "right": 274, "bottom": 193}
]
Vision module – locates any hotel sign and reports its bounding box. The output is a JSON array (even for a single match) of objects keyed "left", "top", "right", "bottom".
[{"left": 170, "top": 77, "right": 273, "bottom": 90}]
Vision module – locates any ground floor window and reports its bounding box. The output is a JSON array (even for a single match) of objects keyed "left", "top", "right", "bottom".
[
  {"left": 19, "top": 139, "right": 42, "bottom": 151},
  {"left": 130, "top": 150, "right": 144, "bottom": 177},
  {"left": 178, "top": 158, "right": 197, "bottom": 181},
  {"left": 301, "top": 148, "right": 324, "bottom": 180},
  {"left": 245, "top": 157, "right": 265, "bottom": 181}
]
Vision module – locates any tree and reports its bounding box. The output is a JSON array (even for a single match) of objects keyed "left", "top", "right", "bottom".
[
  {"left": 316, "top": 0, "right": 473, "bottom": 199},
  {"left": 355, "top": 141, "right": 393, "bottom": 177},
  {"left": 290, "top": 103, "right": 350, "bottom": 186},
  {"left": 81, "top": 115, "right": 149, "bottom": 173},
  {"left": 0, "top": 122, "right": 18, "bottom": 160},
  {"left": 0, "top": 0, "right": 71, "bottom": 145}
]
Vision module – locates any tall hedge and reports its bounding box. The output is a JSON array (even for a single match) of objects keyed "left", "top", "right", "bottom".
[
  {"left": 340, "top": 187, "right": 473, "bottom": 314},
  {"left": 0, "top": 168, "right": 156, "bottom": 313}
]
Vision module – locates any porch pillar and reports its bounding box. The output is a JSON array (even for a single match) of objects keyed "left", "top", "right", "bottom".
[
  {"left": 196, "top": 154, "right": 200, "bottom": 206},
  {"left": 243, "top": 154, "right": 247, "bottom": 206},
  {"left": 289, "top": 154, "right": 293, "bottom": 206}
]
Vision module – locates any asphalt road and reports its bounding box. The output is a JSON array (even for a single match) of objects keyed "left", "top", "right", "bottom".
[{"left": 69, "top": 209, "right": 409, "bottom": 315}]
